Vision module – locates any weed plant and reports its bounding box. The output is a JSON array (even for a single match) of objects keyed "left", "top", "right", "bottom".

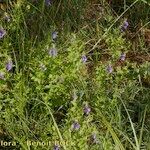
[{"left": 0, "top": 0, "right": 150, "bottom": 150}]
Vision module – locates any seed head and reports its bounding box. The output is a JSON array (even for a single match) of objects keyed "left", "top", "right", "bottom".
[
  {"left": 72, "top": 92, "right": 78, "bottom": 101},
  {"left": 4, "top": 14, "right": 10, "bottom": 22},
  {"left": 0, "top": 72, "right": 4, "bottom": 80},
  {"left": 39, "top": 63, "right": 47, "bottom": 71}
]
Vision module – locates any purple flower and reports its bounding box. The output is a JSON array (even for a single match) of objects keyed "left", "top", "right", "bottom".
[
  {"left": 0, "top": 28, "right": 6, "bottom": 39},
  {"left": 48, "top": 48, "right": 57, "bottom": 57},
  {"left": 124, "top": 21, "right": 129, "bottom": 27},
  {"left": 81, "top": 55, "right": 87, "bottom": 63},
  {"left": 53, "top": 144, "right": 60, "bottom": 150},
  {"left": 0, "top": 72, "right": 4, "bottom": 80},
  {"left": 83, "top": 105, "right": 91, "bottom": 115},
  {"left": 72, "top": 121, "right": 80, "bottom": 131},
  {"left": 52, "top": 31, "right": 58, "bottom": 40},
  {"left": 120, "top": 20, "right": 129, "bottom": 32},
  {"left": 106, "top": 65, "right": 113, "bottom": 73},
  {"left": 45, "top": 0, "right": 51, "bottom": 6},
  {"left": 6, "top": 60, "right": 13, "bottom": 71},
  {"left": 120, "top": 53, "right": 126, "bottom": 61}
]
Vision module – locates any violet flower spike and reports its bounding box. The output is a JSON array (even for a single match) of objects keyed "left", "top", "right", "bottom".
[
  {"left": 72, "top": 121, "right": 80, "bottom": 130},
  {"left": 52, "top": 31, "right": 58, "bottom": 40},
  {"left": 120, "top": 53, "right": 126, "bottom": 61},
  {"left": 81, "top": 55, "right": 87, "bottom": 63},
  {"left": 0, "top": 28, "right": 6, "bottom": 39},
  {"left": 106, "top": 65, "right": 113, "bottom": 74},
  {"left": 48, "top": 48, "right": 57, "bottom": 57},
  {"left": 120, "top": 20, "right": 129, "bottom": 32},
  {"left": 83, "top": 105, "right": 91, "bottom": 115},
  {"left": 6, "top": 60, "right": 13, "bottom": 71},
  {"left": 123, "top": 21, "right": 129, "bottom": 28}
]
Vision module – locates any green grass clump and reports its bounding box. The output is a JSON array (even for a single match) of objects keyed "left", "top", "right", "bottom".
[{"left": 0, "top": 0, "right": 150, "bottom": 150}]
